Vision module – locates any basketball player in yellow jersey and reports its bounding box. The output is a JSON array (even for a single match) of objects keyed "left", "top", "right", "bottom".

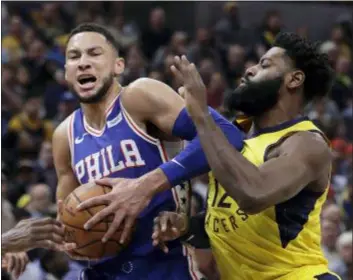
[{"left": 152, "top": 33, "right": 340, "bottom": 279}]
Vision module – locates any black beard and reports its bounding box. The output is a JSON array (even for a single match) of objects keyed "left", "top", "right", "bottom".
[
  {"left": 68, "top": 74, "right": 114, "bottom": 104},
  {"left": 225, "top": 76, "right": 283, "bottom": 117}
]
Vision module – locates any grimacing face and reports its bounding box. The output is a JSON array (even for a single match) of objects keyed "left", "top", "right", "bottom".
[
  {"left": 226, "top": 47, "right": 304, "bottom": 117},
  {"left": 65, "top": 32, "right": 124, "bottom": 104}
]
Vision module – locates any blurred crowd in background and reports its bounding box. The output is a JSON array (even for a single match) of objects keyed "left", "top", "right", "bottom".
[{"left": 1, "top": 2, "right": 352, "bottom": 280}]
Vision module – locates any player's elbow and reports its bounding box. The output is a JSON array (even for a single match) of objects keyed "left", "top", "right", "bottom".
[{"left": 237, "top": 192, "right": 268, "bottom": 215}]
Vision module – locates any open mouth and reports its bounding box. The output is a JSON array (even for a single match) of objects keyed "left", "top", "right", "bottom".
[{"left": 77, "top": 74, "right": 97, "bottom": 85}]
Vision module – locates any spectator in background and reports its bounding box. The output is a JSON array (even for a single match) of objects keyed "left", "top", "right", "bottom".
[
  {"left": 21, "top": 38, "right": 65, "bottom": 97},
  {"left": 321, "top": 220, "right": 342, "bottom": 271},
  {"left": 5, "top": 95, "right": 54, "bottom": 160},
  {"left": 107, "top": 15, "right": 139, "bottom": 53},
  {"left": 23, "top": 183, "right": 55, "bottom": 218},
  {"left": 31, "top": 3, "right": 68, "bottom": 42},
  {"left": 214, "top": 2, "right": 241, "bottom": 46},
  {"left": 187, "top": 27, "right": 222, "bottom": 68},
  {"left": 322, "top": 204, "right": 343, "bottom": 230},
  {"left": 207, "top": 72, "right": 227, "bottom": 110},
  {"left": 331, "top": 56, "right": 352, "bottom": 110},
  {"left": 2, "top": 63, "right": 24, "bottom": 119},
  {"left": 339, "top": 175, "right": 352, "bottom": 230},
  {"left": 342, "top": 98, "right": 352, "bottom": 141},
  {"left": 2, "top": 15, "right": 24, "bottom": 60},
  {"left": 198, "top": 58, "right": 218, "bottom": 88},
  {"left": 332, "top": 231, "right": 353, "bottom": 280},
  {"left": 152, "top": 31, "right": 188, "bottom": 70},
  {"left": 6, "top": 160, "right": 38, "bottom": 206},
  {"left": 320, "top": 41, "right": 340, "bottom": 68},
  {"left": 121, "top": 44, "right": 147, "bottom": 85},
  {"left": 162, "top": 54, "right": 179, "bottom": 89},
  {"left": 224, "top": 44, "right": 246, "bottom": 88},
  {"left": 259, "top": 10, "right": 283, "bottom": 50},
  {"left": 307, "top": 97, "right": 341, "bottom": 137},
  {"left": 330, "top": 24, "right": 352, "bottom": 61},
  {"left": 141, "top": 7, "right": 171, "bottom": 60}
]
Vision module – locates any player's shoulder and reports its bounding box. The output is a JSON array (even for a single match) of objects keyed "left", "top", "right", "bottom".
[
  {"left": 53, "top": 113, "right": 75, "bottom": 144},
  {"left": 280, "top": 130, "right": 331, "bottom": 163},
  {"left": 123, "top": 78, "right": 165, "bottom": 100},
  {"left": 122, "top": 78, "right": 171, "bottom": 112}
]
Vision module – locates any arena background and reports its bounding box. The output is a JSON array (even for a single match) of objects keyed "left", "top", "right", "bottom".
[{"left": 1, "top": 1, "right": 352, "bottom": 279}]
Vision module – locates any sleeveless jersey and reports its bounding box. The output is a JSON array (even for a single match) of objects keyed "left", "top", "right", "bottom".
[
  {"left": 206, "top": 117, "right": 336, "bottom": 280},
  {"left": 67, "top": 92, "right": 191, "bottom": 258}
]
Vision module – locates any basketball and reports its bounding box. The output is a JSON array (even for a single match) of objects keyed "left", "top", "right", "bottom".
[{"left": 59, "top": 182, "right": 129, "bottom": 259}]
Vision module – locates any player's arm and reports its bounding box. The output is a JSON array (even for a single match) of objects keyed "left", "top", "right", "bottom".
[
  {"left": 52, "top": 117, "right": 79, "bottom": 205},
  {"left": 193, "top": 118, "right": 331, "bottom": 214},
  {"left": 122, "top": 77, "right": 244, "bottom": 190}
]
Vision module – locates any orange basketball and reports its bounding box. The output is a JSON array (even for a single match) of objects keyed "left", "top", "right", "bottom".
[{"left": 59, "top": 182, "right": 130, "bottom": 259}]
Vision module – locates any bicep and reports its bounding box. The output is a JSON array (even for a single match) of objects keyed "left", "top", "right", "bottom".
[{"left": 256, "top": 132, "right": 331, "bottom": 206}]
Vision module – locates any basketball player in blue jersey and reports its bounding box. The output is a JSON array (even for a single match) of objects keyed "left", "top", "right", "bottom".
[
  {"left": 53, "top": 23, "right": 243, "bottom": 279},
  {"left": 151, "top": 33, "right": 341, "bottom": 279}
]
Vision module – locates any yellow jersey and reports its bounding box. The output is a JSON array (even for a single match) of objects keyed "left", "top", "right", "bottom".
[{"left": 205, "top": 117, "right": 340, "bottom": 280}]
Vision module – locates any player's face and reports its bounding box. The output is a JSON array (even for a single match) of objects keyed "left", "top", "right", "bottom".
[
  {"left": 226, "top": 47, "right": 291, "bottom": 117},
  {"left": 65, "top": 32, "right": 124, "bottom": 104}
]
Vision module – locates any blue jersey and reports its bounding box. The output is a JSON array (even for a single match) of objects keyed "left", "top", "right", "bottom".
[{"left": 68, "top": 93, "right": 190, "bottom": 258}]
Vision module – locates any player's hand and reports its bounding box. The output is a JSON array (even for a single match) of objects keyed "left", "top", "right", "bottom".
[
  {"left": 2, "top": 217, "right": 76, "bottom": 253},
  {"left": 77, "top": 177, "right": 153, "bottom": 244},
  {"left": 152, "top": 211, "right": 189, "bottom": 253},
  {"left": 171, "top": 55, "right": 208, "bottom": 119},
  {"left": 2, "top": 252, "right": 29, "bottom": 279}
]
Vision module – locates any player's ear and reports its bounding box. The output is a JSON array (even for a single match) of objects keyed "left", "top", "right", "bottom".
[
  {"left": 114, "top": 57, "right": 125, "bottom": 77},
  {"left": 287, "top": 70, "right": 305, "bottom": 90}
]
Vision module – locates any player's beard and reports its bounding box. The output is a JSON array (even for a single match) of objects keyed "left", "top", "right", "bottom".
[
  {"left": 225, "top": 76, "right": 283, "bottom": 117},
  {"left": 69, "top": 73, "right": 114, "bottom": 104}
]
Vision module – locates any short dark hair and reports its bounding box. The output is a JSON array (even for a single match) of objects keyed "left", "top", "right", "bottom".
[
  {"left": 67, "top": 23, "right": 119, "bottom": 54},
  {"left": 273, "top": 32, "right": 334, "bottom": 103}
]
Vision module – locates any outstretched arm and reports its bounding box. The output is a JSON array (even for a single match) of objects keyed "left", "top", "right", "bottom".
[
  {"left": 173, "top": 55, "right": 332, "bottom": 214},
  {"left": 120, "top": 78, "right": 244, "bottom": 193}
]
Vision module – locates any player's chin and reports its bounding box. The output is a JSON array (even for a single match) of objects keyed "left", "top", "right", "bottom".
[{"left": 75, "top": 88, "right": 99, "bottom": 103}]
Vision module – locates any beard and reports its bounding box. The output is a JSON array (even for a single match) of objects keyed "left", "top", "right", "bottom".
[
  {"left": 68, "top": 73, "right": 114, "bottom": 104},
  {"left": 225, "top": 76, "right": 283, "bottom": 117}
]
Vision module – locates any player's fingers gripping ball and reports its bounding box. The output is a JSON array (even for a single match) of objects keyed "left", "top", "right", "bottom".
[{"left": 59, "top": 182, "right": 134, "bottom": 259}]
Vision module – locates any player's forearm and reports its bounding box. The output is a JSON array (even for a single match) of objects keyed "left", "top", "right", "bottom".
[
  {"left": 2, "top": 235, "right": 11, "bottom": 254},
  {"left": 193, "top": 113, "right": 265, "bottom": 213},
  {"left": 142, "top": 168, "right": 172, "bottom": 195},
  {"left": 1, "top": 232, "right": 18, "bottom": 254}
]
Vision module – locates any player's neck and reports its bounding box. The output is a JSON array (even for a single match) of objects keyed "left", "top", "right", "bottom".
[
  {"left": 81, "top": 81, "right": 122, "bottom": 131},
  {"left": 251, "top": 103, "right": 302, "bottom": 133}
]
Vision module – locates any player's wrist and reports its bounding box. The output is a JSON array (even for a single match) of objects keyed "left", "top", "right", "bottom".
[{"left": 142, "top": 168, "right": 172, "bottom": 196}]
